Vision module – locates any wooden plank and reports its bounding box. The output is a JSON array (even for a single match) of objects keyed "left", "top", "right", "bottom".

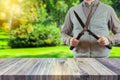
[
  {"left": 26, "top": 58, "right": 53, "bottom": 75},
  {"left": 76, "top": 58, "right": 117, "bottom": 75},
  {"left": 0, "top": 58, "right": 119, "bottom": 80},
  {"left": 0, "top": 59, "right": 10, "bottom": 64},
  {"left": 74, "top": 58, "right": 118, "bottom": 80},
  {"left": 4, "top": 59, "right": 38, "bottom": 75},
  {"left": 0, "top": 59, "right": 22, "bottom": 75},
  {"left": 97, "top": 58, "right": 120, "bottom": 74}
]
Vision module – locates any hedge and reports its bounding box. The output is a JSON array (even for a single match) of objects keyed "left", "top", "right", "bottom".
[{"left": 9, "top": 24, "right": 61, "bottom": 48}]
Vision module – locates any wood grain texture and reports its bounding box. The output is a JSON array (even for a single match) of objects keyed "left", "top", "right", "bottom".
[{"left": 0, "top": 58, "right": 120, "bottom": 80}]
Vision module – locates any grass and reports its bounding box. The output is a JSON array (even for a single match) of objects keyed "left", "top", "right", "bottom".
[
  {"left": 0, "top": 31, "right": 9, "bottom": 49},
  {"left": 0, "top": 46, "right": 120, "bottom": 58},
  {"left": 0, "top": 46, "right": 73, "bottom": 58},
  {"left": 109, "top": 47, "right": 120, "bottom": 58}
]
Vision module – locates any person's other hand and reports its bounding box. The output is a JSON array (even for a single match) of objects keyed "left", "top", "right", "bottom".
[
  {"left": 97, "top": 36, "right": 110, "bottom": 46},
  {"left": 70, "top": 37, "right": 79, "bottom": 47}
]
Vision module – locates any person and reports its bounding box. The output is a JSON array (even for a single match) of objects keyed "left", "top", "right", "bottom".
[{"left": 61, "top": 0, "right": 120, "bottom": 58}]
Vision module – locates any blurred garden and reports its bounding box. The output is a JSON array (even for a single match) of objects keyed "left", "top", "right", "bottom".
[{"left": 0, "top": 0, "right": 120, "bottom": 58}]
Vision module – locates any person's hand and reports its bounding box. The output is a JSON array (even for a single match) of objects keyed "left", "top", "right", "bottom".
[
  {"left": 70, "top": 37, "right": 79, "bottom": 47},
  {"left": 97, "top": 36, "right": 110, "bottom": 46}
]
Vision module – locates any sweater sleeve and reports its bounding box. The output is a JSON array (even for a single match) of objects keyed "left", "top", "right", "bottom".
[
  {"left": 106, "top": 7, "right": 120, "bottom": 45},
  {"left": 61, "top": 8, "right": 73, "bottom": 46}
]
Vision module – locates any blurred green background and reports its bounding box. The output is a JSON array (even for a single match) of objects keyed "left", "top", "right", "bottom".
[{"left": 0, "top": 0, "right": 120, "bottom": 58}]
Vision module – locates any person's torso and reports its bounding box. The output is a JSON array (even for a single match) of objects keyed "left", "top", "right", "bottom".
[{"left": 69, "top": 2, "right": 112, "bottom": 57}]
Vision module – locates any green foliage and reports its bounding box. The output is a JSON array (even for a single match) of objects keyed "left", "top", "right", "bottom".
[
  {"left": 99, "top": 0, "right": 120, "bottom": 17},
  {"left": 1, "top": 0, "right": 119, "bottom": 29},
  {"left": 44, "top": 0, "right": 81, "bottom": 27},
  {"left": 18, "top": 0, "right": 48, "bottom": 23},
  {"left": 111, "top": 0, "right": 120, "bottom": 11},
  {"left": 17, "top": 0, "right": 120, "bottom": 27},
  {"left": 100, "top": 0, "right": 112, "bottom": 5},
  {"left": 35, "top": 24, "right": 61, "bottom": 46},
  {"left": 0, "top": 0, "right": 48, "bottom": 30},
  {"left": 0, "top": 29, "right": 9, "bottom": 49},
  {"left": 8, "top": 24, "right": 61, "bottom": 48}
]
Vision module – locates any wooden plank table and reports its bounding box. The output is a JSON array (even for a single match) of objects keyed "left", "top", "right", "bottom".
[{"left": 0, "top": 58, "right": 120, "bottom": 80}]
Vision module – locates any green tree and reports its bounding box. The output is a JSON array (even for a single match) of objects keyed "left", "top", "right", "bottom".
[
  {"left": 0, "top": 0, "right": 48, "bottom": 29},
  {"left": 100, "top": 0, "right": 112, "bottom": 5},
  {"left": 43, "top": 0, "right": 81, "bottom": 27},
  {"left": 18, "top": 0, "right": 48, "bottom": 24},
  {"left": 111, "top": 0, "right": 120, "bottom": 11}
]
